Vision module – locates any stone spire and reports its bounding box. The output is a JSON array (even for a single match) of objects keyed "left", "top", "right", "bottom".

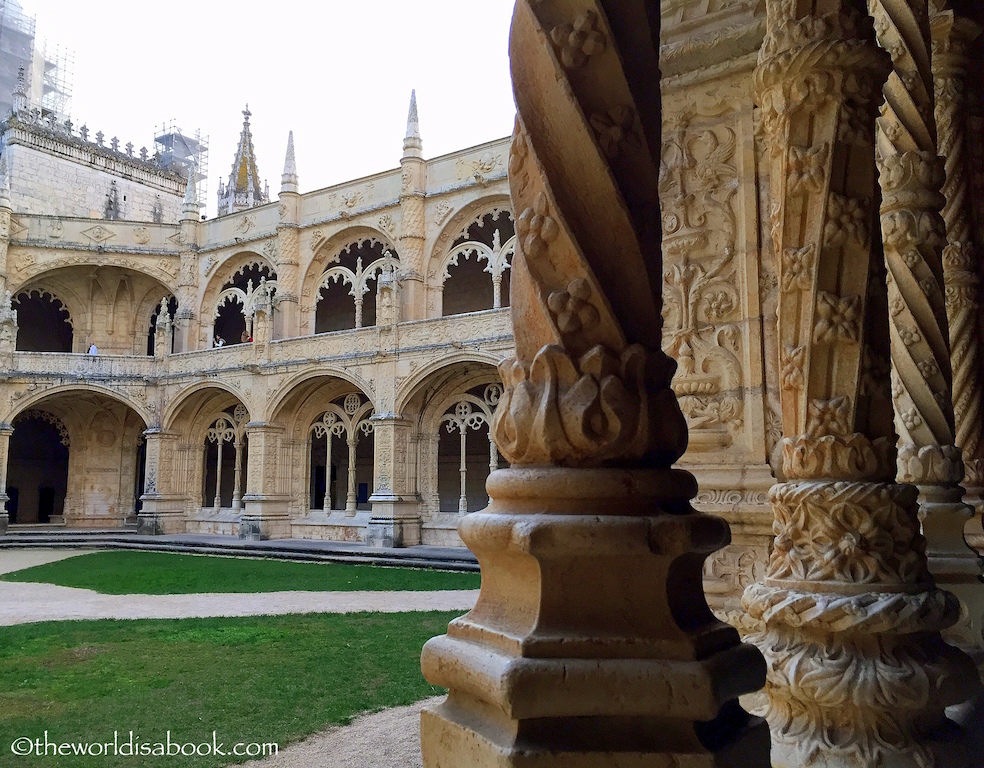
[
  {"left": 11, "top": 67, "right": 27, "bottom": 116},
  {"left": 281, "top": 131, "right": 298, "bottom": 194},
  {"left": 217, "top": 104, "right": 268, "bottom": 215},
  {"left": 182, "top": 164, "right": 200, "bottom": 220},
  {"left": 403, "top": 90, "right": 422, "bottom": 159}
]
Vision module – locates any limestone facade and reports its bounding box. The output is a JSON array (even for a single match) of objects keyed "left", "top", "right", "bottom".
[{"left": 0, "top": 93, "right": 517, "bottom": 548}]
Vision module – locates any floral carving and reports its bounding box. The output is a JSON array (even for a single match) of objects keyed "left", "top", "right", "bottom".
[
  {"left": 549, "top": 10, "right": 607, "bottom": 70},
  {"left": 493, "top": 343, "right": 682, "bottom": 467},
  {"left": 767, "top": 481, "right": 926, "bottom": 585},
  {"left": 547, "top": 278, "right": 599, "bottom": 335},
  {"left": 788, "top": 143, "right": 829, "bottom": 194},
  {"left": 806, "top": 396, "right": 852, "bottom": 438},
  {"left": 660, "top": 115, "right": 744, "bottom": 447},
  {"left": 515, "top": 193, "right": 559, "bottom": 260},
  {"left": 813, "top": 291, "right": 861, "bottom": 344},
  {"left": 824, "top": 192, "right": 869, "bottom": 247},
  {"left": 589, "top": 105, "right": 636, "bottom": 159},
  {"left": 780, "top": 244, "right": 816, "bottom": 291}
]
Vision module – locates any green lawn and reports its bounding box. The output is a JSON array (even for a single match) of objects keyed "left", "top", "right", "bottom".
[
  {"left": 0, "top": 612, "right": 457, "bottom": 767},
  {"left": 0, "top": 551, "right": 480, "bottom": 594}
]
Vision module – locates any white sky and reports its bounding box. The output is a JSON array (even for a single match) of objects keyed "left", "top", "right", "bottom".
[{"left": 25, "top": 0, "right": 518, "bottom": 217}]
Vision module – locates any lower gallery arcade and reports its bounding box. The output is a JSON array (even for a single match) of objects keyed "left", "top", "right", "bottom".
[{"left": 0, "top": 360, "right": 505, "bottom": 547}]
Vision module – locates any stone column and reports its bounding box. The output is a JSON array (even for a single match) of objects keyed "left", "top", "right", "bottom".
[
  {"left": 137, "top": 430, "right": 186, "bottom": 535},
  {"left": 240, "top": 422, "right": 290, "bottom": 540},
  {"left": 231, "top": 436, "right": 244, "bottom": 510},
  {"left": 0, "top": 289, "right": 17, "bottom": 375},
  {"left": 931, "top": 1, "right": 984, "bottom": 661},
  {"left": 153, "top": 300, "right": 171, "bottom": 359},
  {"left": 345, "top": 431, "right": 358, "bottom": 516},
  {"left": 399, "top": 91, "right": 427, "bottom": 322},
  {"left": 964, "top": 18, "right": 984, "bottom": 552},
  {"left": 368, "top": 415, "right": 420, "bottom": 547},
  {"left": 421, "top": 2, "right": 768, "bottom": 764},
  {"left": 174, "top": 174, "right": 201, "bottom": 353},
  {"left": 418, "top": 432, "right": 439, "bottom": 518},
  {"left": 869, "top": 0, "right": 984, "bottom": 667},
  {"left": 213, "top": 439, "right": 225, "bottom": 509},
  {"left": 0, "top": 161, "right": 11, "bottom": 298},
  {"left": 276, "top": 132, "right": 301, "bottom": 340},
  {"left": 745, "top": 0, "right": 981, "bottom": 764},
  {"left": 0, "top": 424, "right": 12, "bottom": 533}
]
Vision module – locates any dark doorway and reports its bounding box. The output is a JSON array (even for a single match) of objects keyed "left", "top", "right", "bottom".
[
  {"left": 38, "top": 487, "right": 55, "bottom": 524},
  {"left": 13, "top": 290, "right": 73, "bottom": 352},
  {"left": 7, "top": 413, "right": 70, "bottom": 524}
]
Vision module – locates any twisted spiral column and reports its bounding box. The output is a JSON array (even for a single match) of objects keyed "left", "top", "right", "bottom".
[
  {"left": 419, "top": 1, "right": 768, "bottom": 764},
  {"left": 931, "top": 1, "right": 984, "bottom": 664},
  {"left": 933, "top": 2, "right": 984, "bottom": 544},
  {"left": 869, "top": 0, "right": 983, "bottom": 667}
]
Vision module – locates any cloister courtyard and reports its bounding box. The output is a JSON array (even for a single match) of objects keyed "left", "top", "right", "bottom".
[{"left": 0, "top": 548, "right": 479, "bottom": 768}]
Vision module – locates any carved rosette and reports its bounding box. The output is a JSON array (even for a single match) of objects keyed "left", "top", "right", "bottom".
[{"left": 421, "top": 1, "right": 767, "bottom": 765}]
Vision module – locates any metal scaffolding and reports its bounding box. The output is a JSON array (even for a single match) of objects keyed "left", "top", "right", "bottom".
[
  {"left": 38, "top": 41, "right": 72, "bottom": 122},
  {"left": 0, "top": 0, "right": 73, "bottom": 121},
  {"left": 155, "top": 121, "right": 209, "bottom": 206},
  {"left": 0, "top": 0, "right": 35, "bottom": 117}
]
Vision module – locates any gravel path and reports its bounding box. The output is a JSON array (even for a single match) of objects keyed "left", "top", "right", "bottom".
[
  {"left": 0, "top": 582, "right": 477, "bottom": 626},
  {"left": 237, "top": 698, "right": 438, "bottom": 768},
  {"left": 0, "top": 548, "right": 98, "bottom": 574}
]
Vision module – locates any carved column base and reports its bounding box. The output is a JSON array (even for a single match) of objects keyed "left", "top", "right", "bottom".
[
  {"left": 421, "top": 468, "right": 768, "bottom": 767},
  {"left": 918, "top": 484, "right": 984, "bottom": 668},
  {"left": 965, "top": 462, "right": 984, "bottom": 556},
  {"left": 239, "top": 497, "right": 291, "bottom": 540},
  {"left": 366, "top": 495, "right": 421, "bottom": 548},
  {"left": 691, "top": 464, "right": 775, "bottom": 635},
  {"left": 744, "top": 480, "right": 982, "bottom": 768},
  {"left": 137, "top": 498, "right": 187, "bottom": 535},
  {"left": 0, "top": 508, "right": 7, "bottom": 535}
]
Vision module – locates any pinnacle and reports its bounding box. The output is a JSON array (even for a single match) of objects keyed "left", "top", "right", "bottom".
[
  {"left": 403, "top": 89, "right": 422, "bottom": 158},
  {"left": 281, "top": 130, "right": 298, "bottom": 193}
]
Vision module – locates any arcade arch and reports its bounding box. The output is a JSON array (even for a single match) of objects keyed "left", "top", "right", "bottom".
[
  {"left": 269, "top": 375, "right": 376, "bottom": 521},
  {"left": 401, "top": 360, "right": 504, "bottom": 519},
  {"left": 314, "top": 239, "right": 399, "bottom": 333},
  {"left": 441, "top": 210, "right": 515, "bottom": 316},
  {"left": 5, "top": 390, "right": 148, "bottom": 527}
]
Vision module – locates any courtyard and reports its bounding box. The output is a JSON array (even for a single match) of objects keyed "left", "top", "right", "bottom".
[{"left": 0, "top": 550, "right": 479, "bottom": 767}]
